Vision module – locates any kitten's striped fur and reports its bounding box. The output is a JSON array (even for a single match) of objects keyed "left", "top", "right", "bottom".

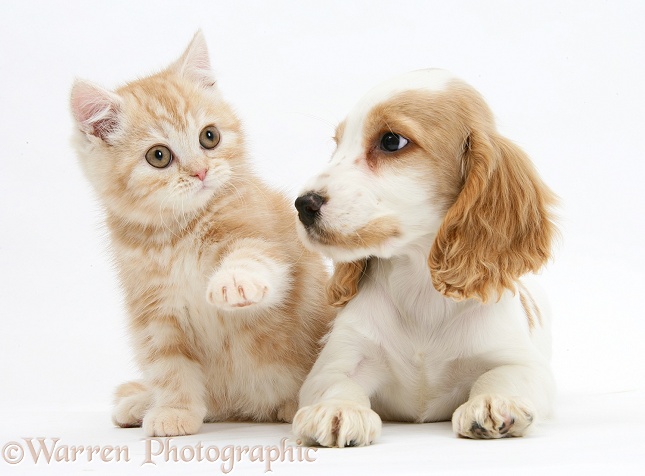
[{"left": 70, "top": 32, "right": 334, "bottom": 436}]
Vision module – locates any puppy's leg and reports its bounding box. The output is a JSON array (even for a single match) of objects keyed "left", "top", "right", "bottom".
[
  {"left": 293, "top": 323, "right": 384, "bottom": 448},
  {"left": 452, "top": 363, "right": 554, "bottom": 439},
  {"left": 294, "top": 398, "right": 382, "bottom": 448}
]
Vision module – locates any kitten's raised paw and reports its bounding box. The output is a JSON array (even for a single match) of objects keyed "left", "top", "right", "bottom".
[
  {"left": 207, "top": 265, "right": 270, "bottom": 310},
  {"left": 142, "top": 406, "right": 203, "bottom": 437},
  {"left": 452, "top": 394, "right": 535, "bottom": 439}
]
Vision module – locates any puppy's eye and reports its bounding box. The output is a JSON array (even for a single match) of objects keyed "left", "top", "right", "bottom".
[
  {"left": 199, "top": 125, "right": 220, "bottom": 149},
  {"left": 145, "top": 145, "right": 173, "bottom": 168},
  {"left": 380, "top": 132, "right": 409, "bottom": 152}
]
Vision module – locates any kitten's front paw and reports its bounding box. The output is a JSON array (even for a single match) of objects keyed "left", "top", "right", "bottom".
[
  {"left": 452, "top": 394, "right": 535, "bottom": 439},
  {"left": 293, "top": 400, "right": 382, "bottom": 448},
  {"left": 206, "top": 265, "right": 271, "bottom": 310},
  {"left": 142, "top": 406, "right": 203, "bottom": 437}
]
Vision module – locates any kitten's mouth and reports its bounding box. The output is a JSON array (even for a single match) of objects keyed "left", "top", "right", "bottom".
[
  {"left": 194, "top": 178, "right": 213, "bottom": 192},
  {"left": 185, "top": 179, "right": 216, "bottom": 205}
]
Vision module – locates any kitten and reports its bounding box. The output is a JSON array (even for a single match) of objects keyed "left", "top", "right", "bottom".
[{"left": 70, "top": 32, "right": 335, "bottom": 437}]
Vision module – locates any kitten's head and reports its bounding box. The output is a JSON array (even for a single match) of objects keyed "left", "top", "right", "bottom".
[{"left": 70, "top": 31, "right": 245, "bottom": 227}]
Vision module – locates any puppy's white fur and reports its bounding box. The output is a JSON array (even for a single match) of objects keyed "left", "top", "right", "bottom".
[{"left": 293, "top": 69, "right": 557, "bottom": 446}]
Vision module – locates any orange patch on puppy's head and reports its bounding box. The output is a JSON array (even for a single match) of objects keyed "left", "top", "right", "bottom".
[{"left": 302, "top": 70, "right": 557, "bottom": 305}]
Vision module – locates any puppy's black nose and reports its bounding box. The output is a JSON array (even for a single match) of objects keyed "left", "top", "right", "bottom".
[{"left": 295, "top": 192, "right": 326, "bottom": 227}]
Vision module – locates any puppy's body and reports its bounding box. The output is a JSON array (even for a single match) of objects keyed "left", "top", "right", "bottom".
[
  {"left": 293, "top": 70, "right": 556, "bottom": 446},
  {"left": 306, "top": 252, "right": 552, "bottom": 423}
]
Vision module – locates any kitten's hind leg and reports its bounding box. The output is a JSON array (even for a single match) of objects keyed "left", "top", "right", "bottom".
[
  {"left": 112, "top": 380, "right": 152, "bottom": 428},
  {"left": 276, "top": 398, "right": 299, "bottom": 423}
]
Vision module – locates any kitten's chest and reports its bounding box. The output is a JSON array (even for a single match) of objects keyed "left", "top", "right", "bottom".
[
  {"left": 116, "top": 235, "right": 210, "bottom": 312},
  {"left": 119, "top": 235, "right": 203, "bottom": 274}
]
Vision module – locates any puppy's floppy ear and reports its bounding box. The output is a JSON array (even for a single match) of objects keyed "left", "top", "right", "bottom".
[
  {"left": 326, "top": 259, "right": 368, "bottom": 307},
  {"left": 428, "top": 129, "right": 557, "bottom": 302}
]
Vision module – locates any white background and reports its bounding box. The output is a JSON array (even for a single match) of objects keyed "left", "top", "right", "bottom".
[{"left": 1, "top": 0, "right": 643, "bottom": 474}]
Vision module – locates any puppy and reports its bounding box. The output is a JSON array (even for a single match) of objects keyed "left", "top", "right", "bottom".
[{"left": 292, "top": 69, "right": 557, "bottom": 446}]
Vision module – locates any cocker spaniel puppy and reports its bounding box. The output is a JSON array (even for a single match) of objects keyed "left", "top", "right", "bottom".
[{"left": 293, "top": 69, "right": 557, "bottom": 446}]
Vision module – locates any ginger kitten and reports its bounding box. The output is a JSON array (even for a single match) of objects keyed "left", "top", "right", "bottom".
[{"left": 70, "top": 32, "right": 334, "bottom": 437}]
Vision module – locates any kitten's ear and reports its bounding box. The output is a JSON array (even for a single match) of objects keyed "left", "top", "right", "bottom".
[
  {"left": 172, "top": 30, "right": 216, "bottom": 88},
  {"left": 70, "top": 79, "right": 122, "bottom": 143}
]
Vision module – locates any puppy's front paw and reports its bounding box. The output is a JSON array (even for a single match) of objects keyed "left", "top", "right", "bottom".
[
  {"left": 452, "top": 394, "right": 535, "bottom": 439},
  {"left": 293, "top": 400, "right": 382, "bottom": 448},
  {"left": 142, "top": 406, "right": 203, "bottom": 437},
  {"left": 206, "top": 265, "right": 270, "bottom": 310}
]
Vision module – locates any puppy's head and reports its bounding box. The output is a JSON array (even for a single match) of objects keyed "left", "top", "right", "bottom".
[{"left": 296, "top": 69, "right": 557, "bottom": 305}]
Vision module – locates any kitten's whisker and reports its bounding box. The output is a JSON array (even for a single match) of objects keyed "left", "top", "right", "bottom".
[
  {"left": 158, "top": 192, "right": 172, "bottom": 237},
  {"left": 228, "top": 171, "right": 272, "bottom": 203},
  {"left": 175, "top": 187, "right": 190, "bottom": 230},
  {"left": 158, "top": 187, "right": 183, "bottom": 240},
  {"left": 223, "top": 180, "right": 247, "bottom": 207},
  {"left": 179, "top": 193, "right": 187, "bottom": 228}
]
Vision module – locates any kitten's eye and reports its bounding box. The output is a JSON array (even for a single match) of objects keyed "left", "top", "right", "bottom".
[
  {"left": 199, "top": 125, "right": 220, "bottom": 150},
  {"left": 380, "top": 132, "right": 409, "bottom": 152},
  {"left": 145, "top": 145, "right": 173, "bottom": 169}
]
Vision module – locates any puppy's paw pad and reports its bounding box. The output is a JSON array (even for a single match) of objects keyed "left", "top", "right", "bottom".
[
  {"left": 452, "top": 394, "right": 535, "bottom": 439},
  {"left": 293, "top": 400, "right": 382, "bottom": 447}
]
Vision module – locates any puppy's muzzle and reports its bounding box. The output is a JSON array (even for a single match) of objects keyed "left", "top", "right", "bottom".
[{"left": 295, "top": 192, "right": 326, "bottom": 227}]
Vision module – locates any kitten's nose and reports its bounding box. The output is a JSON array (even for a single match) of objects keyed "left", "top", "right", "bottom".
[
  {"left": 192, "top": 169, "right": 207, "bottom": 181},
  {"left": 295, "top": 192, "right": 326, "bottom": 227}
]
